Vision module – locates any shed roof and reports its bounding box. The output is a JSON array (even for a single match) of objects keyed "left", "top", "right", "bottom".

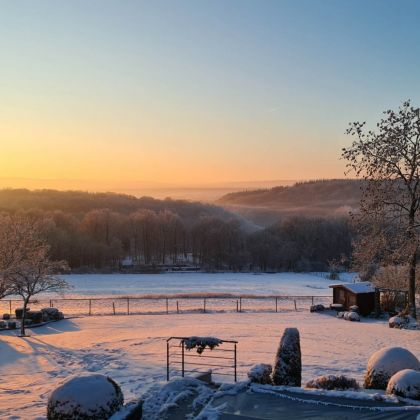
[{"left": 329, "top": 281, "right": 375, "bottom": 294}]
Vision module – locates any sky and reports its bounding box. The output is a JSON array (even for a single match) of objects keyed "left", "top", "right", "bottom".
[{"left": 1, "top": 0, "right": 420, "bottom": 191}]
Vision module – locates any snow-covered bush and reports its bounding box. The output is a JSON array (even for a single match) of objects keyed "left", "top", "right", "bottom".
[
  {"left": 272, "top": 327, "right": 301, "bottom": 386},
  {"left": 141, "top": 378, "right": 213, "bottom": 420},
  {"left": 343, "top": 311, "right": 360, "bottom": 322},
  {"left": 0, "top": 320, "right": 6, "bottom": 329},
  {"left": 389, "top": 314, "right": 417, "bottom": 329},
  {"left": 47, "top": 374, "right": 123, "bottom": 420},
  {"left": 364, "top": 347, "right": 420, "bottom": 390},
  {"left": 386, "top": 369, "right": 420, "bottom": 400},
  {"left": 349, "top": 305, "right": 359, "bottom": 313},
  {"left": 3, "top": 313, "right": 10, "bottom": 320},
  {"left": 247, "top": 364, "right": 272, "bottom": 384},
  {"left": 310, "top": 304, "right": 325, "bottom": 313},
  {"left": 184, "top": 336, "right": 222, "bottom": 354},
  {"left": 306, "top": 375, "right": 359, "bottom": 391}
]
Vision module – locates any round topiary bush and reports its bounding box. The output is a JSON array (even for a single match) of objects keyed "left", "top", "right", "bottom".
[
  {"left": 364, "top": 347, "right": 420, "bottom": 390},
  {"left": 47, "top": 374, "right": 124, "bottom": 420},
  {"left": 386, "top": 369, "right": 420, "bottom": 400}
]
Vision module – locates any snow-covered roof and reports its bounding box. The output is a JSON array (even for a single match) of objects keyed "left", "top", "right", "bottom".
[{"left": 329, "top": 282, "right": 375, "bottom": 294}]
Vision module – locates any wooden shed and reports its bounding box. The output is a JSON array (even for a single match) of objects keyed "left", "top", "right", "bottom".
[{"left": 329, "top": 282, "right": 376, "bottom": 316}]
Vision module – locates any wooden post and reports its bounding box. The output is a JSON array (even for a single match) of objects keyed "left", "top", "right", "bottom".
[
  {"left": 311, "top": 296, "right": 314, "bottom": 305},
  {"left": 181, "top": 340, "right": 185, "bottom": 377},
  {"left": 9, "top": 300, "right": 12, "bottom": 315},
  {"left": 166, "top": 298, "right": 169, "bottom": 314},
  {"left": 275, "top": 297, "right": 278, "bottom": 313},
  {"left": 239, "top": 297, "right": 242, "bottom": 313},
  {"left": 127, "top": 298, "right": 130, "bottom": 315},
  {"left": 112, "top": 302, "right": 116, "bottom": 315},
  {"left": 89, "top": 299, "right": 92, "bottom": 316},
  {"left": 50, "top": 299, "right": 53, "bottom": 308},
  {"left": 176, "top": 301, "right": 179, "bottom": 314},
  {"left": 234, "top": 343, "right": 237, "bottom": 382},
  {"left": 166, "top": 340, "right": 170, "bottom": 381},
  {"left": 294, "top": 299, "right": 297, "bottom": 311},
  {"left": 203, "top": 298, "right": 206, "bottom": 313},
  {"left": 236, "top": 300, "right": 239, "bottom": 312}
]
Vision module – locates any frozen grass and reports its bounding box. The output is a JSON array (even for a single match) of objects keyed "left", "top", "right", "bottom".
[{"left": 1, "top": 310, "right": 419, "bottom": 419}]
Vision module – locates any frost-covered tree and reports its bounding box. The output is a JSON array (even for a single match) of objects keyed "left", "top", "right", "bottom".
[
  {"left": 0, "top": 216, "right": 69, "bottom": 336},
  {"left": 342, "top": 101, "right": 420, "bottom": 318}
]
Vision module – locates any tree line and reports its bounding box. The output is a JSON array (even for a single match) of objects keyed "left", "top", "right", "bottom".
[{"left": 0, "top": 208, "right": 353, "bottom": 273}]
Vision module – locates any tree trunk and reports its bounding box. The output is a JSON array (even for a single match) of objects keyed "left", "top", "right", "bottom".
[
  {"left": 408, "top": 249, "right": 417, "bottom": 319},
  {"left": 20, "top": 298, "right": 29, "bottom": 337}
]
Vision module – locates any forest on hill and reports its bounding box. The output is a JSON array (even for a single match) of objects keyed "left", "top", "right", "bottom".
[
  {"left": 217, "top": 179, "right": 363, "bottom": 226},
  {"left": 0, "top": 188, "right": 354, "bottom": 272}
]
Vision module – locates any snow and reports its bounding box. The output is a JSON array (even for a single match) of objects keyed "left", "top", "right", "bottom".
[
  {"left": 141, "top": 377, "right": 213, "bottom": 419},
  {"left": 365, "top": 347, "right": 420, "bottom": 389},
  {"left": 247, "top": 363, "right": 272, "bottom": 384},
  {"left": 1, "top": 309, "right": 420, "bottom": 418},
  {"left": 387, "top": 369, "right": 420, "bottom": 400},
  {"left": 330, "top": 281, "right": 375, "bottom": 294},
  {"left": 184, "top": 336, "right": 223, "bottom": 354},
  {"left": 54, "top": 272, "right": 354, "bottom": 298}
]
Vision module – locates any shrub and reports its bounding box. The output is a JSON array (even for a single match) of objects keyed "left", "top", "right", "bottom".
[
  {"left": 306, "top": 375, "right": 359, "bottom": 390},
  {"left": 272, "top": 327, "right": 301, "bottom": 386}
]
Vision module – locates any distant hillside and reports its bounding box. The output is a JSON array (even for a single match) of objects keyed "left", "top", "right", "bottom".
[
  {"left": 217, "top": 179, "right": 364, "bottom": 225},
  {"left": 0, "top": 189, "right": 248, "bottom": 228}
]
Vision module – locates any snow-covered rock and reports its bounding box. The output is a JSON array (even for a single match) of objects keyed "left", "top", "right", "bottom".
[
  {"left": 389, "top": 316, "right": 406, "bottom": 328},
  {"left": 364, "top": 347, "right": 420, "bottom": 390},
  {"left": 386, "top": 369, "right": 420, "bottom": 400},
  {"left": 272, "top": 327, "right": 301, "bottom": 386},
  {"left": 306, "top": 375, "right": 359, "bottom": 390},
  {"left": 247, "top": 364, "right": 272, "bottom": 384},
  {"left": 47, "top": 374, "right": 123, "bottom": 420}
]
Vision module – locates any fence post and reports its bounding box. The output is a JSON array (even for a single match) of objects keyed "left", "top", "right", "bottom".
[
  {"left": 89, "top": 299, "right": 92, "bottom": 316},
  {"left": 236, "top": 300, "right": 239, "bottom": 312},
  {"left": 166, "top": 340, "right": 170, "bottom": 381},
  {"left": 127, "top": 298, "right": 130, "bottom": 315},
  {"left": 239, "top": 297, "right": 242, "bottom": 313},
  {"left": 112, "top": 302, "right": 116, "bottom": 315},
  {"left": 203, "top": 298, "right": 206, "bottom": 313},
  {"left": 275, "top": 297, "right": 278, "bottom": 313},
  {"left": 9, "top": 300, "right": 12, "bottom": 315},
  {"left": 181, "top": 340, "right": 185, "bottom": 377},
  {"left": 50, "top": 299, "right": 53, "bottom": 308},
  {"left": 166, "top": 298, "right": 169, "bottom": 314},
  {"left": 234, "top": 343, "right": 237, "bottom": 382},
  {"left": 176, "top": 301, "right": 179, "bottom": 314},
  {"left": 311, "top": 296, "right": 314, "bottom": 305},
  {"left": 294, "top": 299, "right": 297, "bottom": 311}
]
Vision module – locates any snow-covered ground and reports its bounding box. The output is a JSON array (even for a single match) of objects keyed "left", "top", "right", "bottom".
[
  {"left": 59, "top": 272, "right": 355, "bottom": 298},
  {"left": 1, "top": 310, "right": 419, "bottom": 419}
]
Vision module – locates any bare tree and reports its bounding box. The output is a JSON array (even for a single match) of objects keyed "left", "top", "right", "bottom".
[
  {"left": 342, "top": 100, "right": 420, "bottom": 318},
  {"left": 0, "top": 215, "right": 69, "bottom": 336}
]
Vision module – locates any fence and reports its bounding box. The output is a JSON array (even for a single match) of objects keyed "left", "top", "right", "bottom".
[
  {"left": 166, "top": 336, "right": 238, "bottom": 382},
  {"left": 0, "top": 295, "right": 332, "bottom": 317}
]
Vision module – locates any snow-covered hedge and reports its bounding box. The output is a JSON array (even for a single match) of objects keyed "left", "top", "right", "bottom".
[
  {"left": 184, "top": 336, "right": 222, "bottom": 354},
  {"left": 272, "top": 327, "right": 301, "bottom": 386},
  {"left": 247, "top": 364, "right": 272, "bottom": 384},
  {"left": 47, "top": 374, "right": 124, "bottom": 420},
  {"left": 364, "top": 347, "right": 420, "bottom": 390},
  {"left": 386, "top": 369, "right": 420, "bottom": 400},
  {"left": 306, "top": 375, "right": 359, "bottom": 391}
]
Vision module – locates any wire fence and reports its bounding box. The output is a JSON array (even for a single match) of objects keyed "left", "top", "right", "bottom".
[{"left": 0, "top": 295, "right": 333, "bottom": 317}]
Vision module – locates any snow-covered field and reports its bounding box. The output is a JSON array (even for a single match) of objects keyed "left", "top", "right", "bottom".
[
  {"left": 1, "top": 310, "right": 419, "bottom": 419},
  {"left": 59, "top": 272, "right": 353, "bottom": 298},
  {"left": 0, "top": 272, "right": 345, "bottom": 316}
]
